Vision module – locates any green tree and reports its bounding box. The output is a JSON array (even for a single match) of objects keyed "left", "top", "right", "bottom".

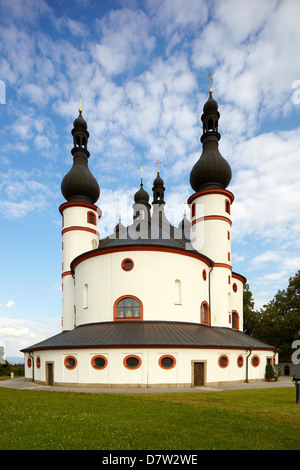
[{"left": 243, "top": 271, "right": 300, "bottom": 360}]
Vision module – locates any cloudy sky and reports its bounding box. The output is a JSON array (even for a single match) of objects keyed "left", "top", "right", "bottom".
[{"left": 0, "top": 0, "right": 299, "bottom": 359}]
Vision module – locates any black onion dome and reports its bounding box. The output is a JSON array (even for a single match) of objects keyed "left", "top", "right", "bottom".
[
  {"left": 152, "top": 170, "right": 165, "bottom": 205},
  {"left": 72, "top": 110, "right": 88, "bottom": 130},
  {"left": 190, "top": 92, "right": 231, "bottom": 192},
  {"left": 61, "top": 110, "right": 100, "bottom": 204},
  {"left": 134, "top": 183, "right": 150, "bottom": 205}
]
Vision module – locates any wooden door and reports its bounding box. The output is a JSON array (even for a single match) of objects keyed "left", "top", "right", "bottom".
[
  {"left": 194, "top": 362, "right": 204, "bottom": 386},
  {"left": 46, "top": 362, "right": 54, "bottom": 386}
]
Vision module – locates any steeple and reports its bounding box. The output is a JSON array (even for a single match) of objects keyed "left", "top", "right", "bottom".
[
  {"left": 190, "top": 83, "right": 232, "bottom": 193},
  {"left": 133, "top": 169, "right": 151, "bottom": 220},
  {"left": 61, "top": 107, "right": 100, "bottom": 204},
  {"left": 152, "top": 160, "right": 165, "bottom": 206}
]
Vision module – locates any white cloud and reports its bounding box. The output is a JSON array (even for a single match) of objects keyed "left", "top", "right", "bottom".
[
  {"left": 5, "top": 301, "right": 16, "bottom": 309},
  {"left": 92, "top": 8, "right": 156, "bottom": 76}
]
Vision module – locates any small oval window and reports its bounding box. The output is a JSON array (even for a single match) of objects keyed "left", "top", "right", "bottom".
[
  {"left": 124, "top": 355, "right": 141, "bottom": 369},
  {"left": 218, "top": 355, "right": 229, "bottom": 368},
  {"left": 237, "top": 355, "right": 244, "bottom": 368},
  {"left": 121, "top": 259, "right": 134, "bottom": 271},
  {"left": 64, "top": 356, "right": 77, "bottom": 370},
  {"left": 91, "top": 355, "right": 107, "bottom": 370},
  {"left": 251, "top": 355, "right": 260, "bottom": 367},
  {"left": 159, "top": 355, "right": 176, "bottom": 369}
]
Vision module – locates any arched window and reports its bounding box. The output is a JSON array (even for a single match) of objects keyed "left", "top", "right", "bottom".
[
  {"left": 200, "top": 301, "right": 210, "bottom": 325},
  {"left": 114, "top": 296, "right": 143, "bottom": 321},
  {"left": 232, "top": 311, "right": 239, "bottom": 330}
]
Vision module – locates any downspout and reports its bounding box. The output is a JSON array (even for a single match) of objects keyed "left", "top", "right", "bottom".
[
  {"left": 208, "top": 261, "right": 214, "bottom": 326},
  {"left": 246, "top": 347, "right": 252, "bottom": 383},
  {"left": 29, "top": 351, "right": 34, "bottom": 383}
]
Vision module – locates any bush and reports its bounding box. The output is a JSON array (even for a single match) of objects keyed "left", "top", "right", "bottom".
[{"left": 265, "top": 364, "right": 275, "bottom": 379}]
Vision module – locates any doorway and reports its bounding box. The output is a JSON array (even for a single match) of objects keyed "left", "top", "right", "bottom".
[
  {"left": 46, "top": 362, "right": 54, "bottom": 386},
  {"left": 193, "top": 361, "right": 205, "bottom": 386}
]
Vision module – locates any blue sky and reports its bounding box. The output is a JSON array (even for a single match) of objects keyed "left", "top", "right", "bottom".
[{"left": 0, "top": 0, "right": 300, "bottom": 358}]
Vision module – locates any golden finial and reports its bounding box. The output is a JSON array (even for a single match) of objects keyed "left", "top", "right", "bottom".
[
  {"left": 155, "top": 160, "right": 162, "bottom": 173},
  {"left": 140, "top": 168, "right": 143, "bottom": 183},
  {"left": 208, "top": 73, "right": 213, "bottom": 95},
  {"left": 78, "top": 93, "right": 83, "bottom": 114}
]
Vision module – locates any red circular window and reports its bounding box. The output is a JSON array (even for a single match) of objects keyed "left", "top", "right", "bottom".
[
  {"left": 36, "top": 356, "right": 41, "bottom": 369},
  {"left": 123, "top": 355, "right": 141, "bottom": 370},
  {"left": 218, "top": 355, "right": 229, "bottom": 368},
  {"left": 232, "top": 283, "right": 238, "bottom": 292},
  {"left": 121, "top": 258, "right": 134, "bottom": 271},
  {"left": 202, "top": 269, "right": 207, "bottom": 281},
  {"left": 27, "top": 357, "right": 32, "bottom": 368},
  {"left": 64, "top": 355, "right": 77, "bottom": 370},
  {"left": 91, "top": 355, "right": 107, "bottom": 370},
  {"left": 237, "top": 355, "right": 244, "bottom": 368},
  {"left": 251, "top": 355, "right": 260, "bottom": 367},
  {"left": 159, "top": 355, "right": 176, "bottom": 370}
]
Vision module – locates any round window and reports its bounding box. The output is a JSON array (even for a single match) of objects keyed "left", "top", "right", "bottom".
[
  {"left": 237, "top": 355, "right": 244, "bottom": 368},
  {"left": 218, "top": 355, "right": 229, "bottom": 368},
  {"left": 27, "top": 357, "right": 32, "bottom": 368},
  {"left": 121, "top": 259, "right": 134, "bottom": 271},
  {"left": 232, "top": 283, "right": 238, "bottom": 292},
  {"left": 159, "top": 355, "right": 176, "bottom": 369},
  {"left": 36, "top": 356, "right": 41, "bottom": 369},
  {"left": 124, "top": 355, "right": 141, "bottom": 369},
  {"left": 91, "top": 355, "right": 107, "bottom": 370},
  {"left": 64, "top": 356, "right": 77, "bottom": 370},
  {"left": 251, "top": 355, "right": 260, "bottom": 367}
]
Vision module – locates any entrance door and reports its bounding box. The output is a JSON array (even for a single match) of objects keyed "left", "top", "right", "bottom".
[
  {"left": 46, "top": 362, "right": 54, "bottom": 386},
  {"left": 194, "top": 362, "right": 205, "bottom": 386}
]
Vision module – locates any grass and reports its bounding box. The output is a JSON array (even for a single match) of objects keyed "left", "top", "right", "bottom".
[{"left": 0, "top": 386, "right": 299, "bottom": 450}]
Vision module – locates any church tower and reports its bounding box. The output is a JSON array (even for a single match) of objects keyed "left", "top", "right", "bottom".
[
  {"left": 188, "top": 87, "right": 234, "bottom": 327},
  {"left": 59, "top": 108, "right": 101, "bottom": 330}
]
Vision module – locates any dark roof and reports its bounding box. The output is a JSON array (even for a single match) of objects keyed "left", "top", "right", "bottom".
[{"left": 21, "top": 321, "right": 274, "bottom": 352}]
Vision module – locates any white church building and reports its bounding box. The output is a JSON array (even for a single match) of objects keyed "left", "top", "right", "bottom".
[{"left": 22, "top": 90, "right": 277, "bottom": 388}]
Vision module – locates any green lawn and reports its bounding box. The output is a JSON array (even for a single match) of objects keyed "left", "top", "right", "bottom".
[{"left": 0, "top": 386, "right": 299, "bottom": 450}]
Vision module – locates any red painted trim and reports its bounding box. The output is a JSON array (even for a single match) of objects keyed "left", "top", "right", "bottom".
[
  {"left": 62, "top": 271, "right": 72, "bottom": 278},
  {"left": 87, "top": 211, "right": 97, "bottom": 225},
  {"left": 218, "top": 354, "right": 229, "bottom": 368},
  {"left": 91, "top": 355, "right": 108, "bottom": 370},
  {"left": 59, "top": 201, "right": 102, "bottom": 217},
  {"left": 121, "top": 258, "right": 134, "bottom": 272},
  {"left": 188, "top": 189, "right": 234, "bottom": 205},
  {"left": 71, "top": 245, "right": 212, "bottom": 273},
  {"left": 232, "top": 272, "right": 247, "bottom": 285},
  {"left": 232, "top": 310, "right": 240, "bottom": 330},
  {"left": 191, "top": 215, "right": 232, "bottom": 226},
  {"left": 213, "top": 263, "right": 232, "bottom": 271},
  {"left": 237, "top": 355, "right": 244, "bottom": 368},
  {"left": 123, "top": 355, "right": 142, "bottom": 370},
  {"left": 113, "top": 295, "right": 143, "bottom": 321},
  {"left": 200, "top": 301, "right": 210, "bottom": 325},
  {"left": 62, "top": 226, "right": 99, "bottom": 236},
  {"left": 251, "top": 355, "right": 260, "bottom": 367},
  {"left": 64, "top": 355, "right": 77, "bottom": 370},
  {"left": 158, "top": 355, "right": 177, "bottom": 370}
]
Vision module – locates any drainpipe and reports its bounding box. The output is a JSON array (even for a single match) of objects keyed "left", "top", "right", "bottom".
[
  {"left": 246, "top": 347, "right": 252, "bottom": 383},
  {"left": 29, "top": 351, "right": 34, "bottom": 382},
  {"left": 208, "top": 261, "right": 214, "bottom": 326}
]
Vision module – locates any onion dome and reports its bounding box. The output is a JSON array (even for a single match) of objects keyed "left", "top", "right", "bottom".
[
  {"left": 61, "top": 109, "right": 100, "bottom": 204},
  {"left": 134, "top": 182, "right": 150, "bottom": 205},
  {"left": 152, "top": 170, "right": 165, "bottom": 205},
  {"left": 190, "top": 91, "right": 232, "bottom": 192},
  {"left": 132, "top": 170, "right": 151, "bottom": 220}
]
